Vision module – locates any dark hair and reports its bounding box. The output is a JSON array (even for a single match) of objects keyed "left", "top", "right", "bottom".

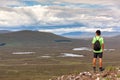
[{"left": 96, "top": 30, "right": 101, "bottom": 35}]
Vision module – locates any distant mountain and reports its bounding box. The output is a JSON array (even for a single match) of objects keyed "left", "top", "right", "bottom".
[
  {"left": 0, "top": 30, "right": 11, "bottom": 34},
  {"left": 0, "top": 30, "right": 78, "bottom": 47},
  {"left": 61, "top": 32, "right": 93, "bottom": 38},
  {"left": 105, "top": 34, "right": 120, "bottom": 49},
  {"left": 61, "top": 31, "right": 120, "bottom": 38}
]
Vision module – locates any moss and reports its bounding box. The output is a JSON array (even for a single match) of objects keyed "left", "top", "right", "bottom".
[
  {"left": 117, "top": 74, "right": 120, "bottom": 78},
  {"left": 104, "top": 77, "right": 111, "bottom": 80},
  {"left": 105, "top": 66, "right": 116, "bottom": 72}
]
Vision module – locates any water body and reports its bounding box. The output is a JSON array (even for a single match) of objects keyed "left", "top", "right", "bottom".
[
  {"left": 54, "top": 40, "right": 71, "bottom": 43},
  {"left": 59, "top": 53, "right": 84, "bottom": 57},
  {"left": 12, "top": 52, "right": 35, "bottom": 54},
  {"left": 73, "top": 47, "right": 92, "bottom": 51},
  {"left": 73, "top": 47, "right": 115, "bottom": 52},
  {"left": 0, "top": 43, "right": 6, "bottom": 46},
  {"left": 41, "top": 56, "right": 51, "bottom": 58},
  {"left": 104, "top": 49, "right": 115, "bottom": 51}
]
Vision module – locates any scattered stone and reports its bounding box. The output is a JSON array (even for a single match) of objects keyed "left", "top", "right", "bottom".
[{"left": 51, "top": 67, "right": 120, "bottom": 80}]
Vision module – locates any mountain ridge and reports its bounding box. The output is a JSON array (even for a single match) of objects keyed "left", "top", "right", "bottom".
[{"left": 0, "top": 30, "right": 76, "bottom": 47}]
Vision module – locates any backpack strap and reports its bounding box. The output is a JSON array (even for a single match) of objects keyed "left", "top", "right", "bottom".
[{"left": 95, "top": 36, "right": 101, "bottom": 40}]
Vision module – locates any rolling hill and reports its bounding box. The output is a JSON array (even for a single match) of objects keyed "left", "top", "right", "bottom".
[
  {"left": 0, "top": 30, "right": 67, "bottom": 46},
  {"left": 0, "top": 30, "right": 86, "bottom": 47}
]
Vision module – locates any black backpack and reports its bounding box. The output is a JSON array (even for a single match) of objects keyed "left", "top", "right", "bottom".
[{"left": 94, "top": 37, "right": 101, "bottom": 51}]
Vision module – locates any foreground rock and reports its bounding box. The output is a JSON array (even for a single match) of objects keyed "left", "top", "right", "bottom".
[{"left": 50, "top": 67, "right": 120, "bottom": 80}]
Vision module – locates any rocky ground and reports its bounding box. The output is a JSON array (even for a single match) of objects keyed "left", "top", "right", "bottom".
[{"left": 51, "top": 66, "right": 120, "bottom": 80}]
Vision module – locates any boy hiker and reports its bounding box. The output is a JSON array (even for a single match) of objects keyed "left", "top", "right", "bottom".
[{"left": 92, "top": 30, "right": 104, "bottom": 72}]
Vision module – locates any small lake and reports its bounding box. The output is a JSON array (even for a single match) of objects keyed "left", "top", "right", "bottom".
[
  {"left": 73, "top": 47, "right": 115, "bottom": 52},
  {"left": 12, "top": 52, "right": 35, "bottom": 54},
  {"left": 73, "top": 47, "right": 92, "bottom": 51},
  {"left": 59, "top": 53, "right": 84, "bottom": 57},
  {"left": 104, "top": 49, "right": 115, "bottom": 51},
  {"left": 41, "top": 56, "right": 51, "bottom": 58}
]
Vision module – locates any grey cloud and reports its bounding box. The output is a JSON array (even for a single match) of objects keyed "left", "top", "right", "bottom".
[
  {"left": 0, "top": 0, "right": 120, "bottom": 33},
  {"left": 0, "top": 0, "right": 24, "bottom": 7}
]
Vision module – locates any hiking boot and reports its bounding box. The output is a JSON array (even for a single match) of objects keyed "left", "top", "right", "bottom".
[
  {"left": 99, "top": 67, "right": 104, "bottom": 72},
  {"left": 93, "top": 67, "right": 96, "bottom": 73}
]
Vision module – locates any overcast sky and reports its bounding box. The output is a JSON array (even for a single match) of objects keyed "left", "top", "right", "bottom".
[{"left": 0, "top": 0, "right": 120, "bottom": 35}]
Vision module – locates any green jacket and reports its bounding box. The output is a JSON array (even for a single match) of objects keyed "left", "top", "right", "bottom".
[{"left": 92, "top": 36, "right": 104, "bottom": 53}]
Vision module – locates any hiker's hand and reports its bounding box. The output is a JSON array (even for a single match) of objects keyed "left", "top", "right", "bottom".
[{"left": 102, "top": 49, "right": 104, "bottom": 53}]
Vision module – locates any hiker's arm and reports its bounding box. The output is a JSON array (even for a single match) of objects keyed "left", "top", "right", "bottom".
[
  {"left": 92, "top": 44, "right": 94, "bottom": 49},
  {"left": 92, "top": 37, "right": 95, "bottom": 49},
  {"left": 101, "top": 37, "right": 104, "bottom": 52},
  {"left": 102, "top": 44, "right": 104, "bottom": 52}
]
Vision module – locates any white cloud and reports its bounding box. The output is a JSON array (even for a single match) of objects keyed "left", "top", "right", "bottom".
[
  {"left": 95, "top": 16, "right": 113, "bottom": 20},
  {"left": 0, "top": 0, "right": 120, "bottom": 34},
  {"left": 0, "top": 8, "right": 32, "bottom": 27},
  {"left": 0, "top": 0, "right": 23, "bottom": 7},
  {"left": 0, "top": 5, "right": 49, "bottom": 27},
  {"left": 39, "top": 27, "right": 114, "bottom": 35},
  {"left": 57, "top": 0, "right": 119, "bottom": 6}
]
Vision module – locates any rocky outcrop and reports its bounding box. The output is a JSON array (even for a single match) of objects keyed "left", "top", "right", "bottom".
[{"left": 51, "top": 67, "right": 120, "bottom": 80}]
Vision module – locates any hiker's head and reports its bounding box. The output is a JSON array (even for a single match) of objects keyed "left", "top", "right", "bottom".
[{"left": 96, "top": 30, "right": 101, "bottom": 36}]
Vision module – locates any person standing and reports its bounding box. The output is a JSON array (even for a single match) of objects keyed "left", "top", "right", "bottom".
[{"left": 92, "top": 30, "right": 104, "bottom": 72}]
